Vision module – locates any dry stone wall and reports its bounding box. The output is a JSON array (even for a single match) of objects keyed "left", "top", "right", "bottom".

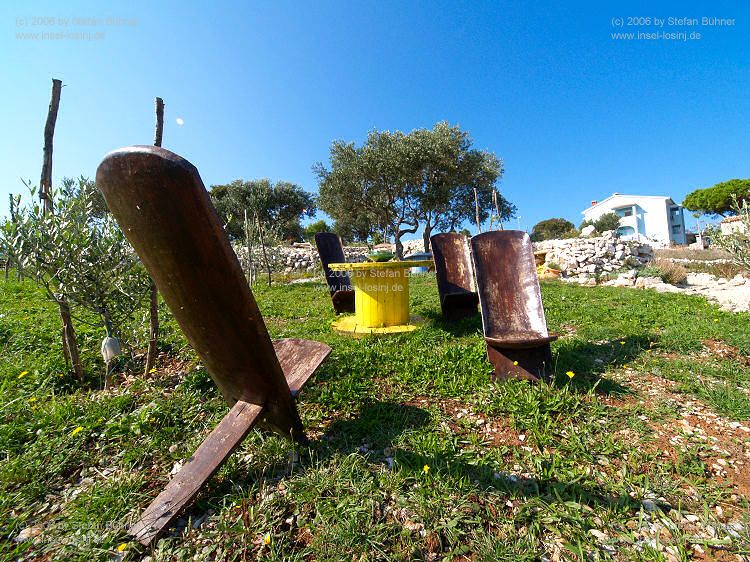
[
  {"left": 233, "top": 244, "right": 369, "bottom": 275},
  {"left": 533, "top": 231, "right": 653, "bottom": 280},
  {"left": 231, "top": 239, "right": 432, "bottom": 275}
]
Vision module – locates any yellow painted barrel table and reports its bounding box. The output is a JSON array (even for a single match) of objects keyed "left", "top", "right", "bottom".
[{"left": 328, "top": 260, "right": 432, "bottom": 334}]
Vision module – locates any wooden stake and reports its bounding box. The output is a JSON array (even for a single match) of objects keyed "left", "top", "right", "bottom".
[
  {"left": 39, "top": 79, "right": 83, "bottom": 377},
  {"left": 144, "top": 97, "right": 164, "bottom": 377},
  {"left": 153, "top": 97, "right": 164, "bottom": 147},
  {"left": 493, "top": 188, "right": 504, "bottom": 231},
  {"left": 40, "top": 79, "right": 62, "bottom": 214}
]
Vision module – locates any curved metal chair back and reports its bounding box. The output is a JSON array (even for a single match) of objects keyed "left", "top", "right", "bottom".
[
  {"left": 470, "top": 230, "right": 556, "bottom": 381},
  {"left": 430, "top": 232, "right": 478, "bottom": 320},
  {"left": 314, "top": 232, "right": 355, "bottom": 313},
  {"left": 315, "top": 232, "right": 352, "bottom": 293},
  {"left": 471, "top": 230, "right": 549, "bottom": 340}
]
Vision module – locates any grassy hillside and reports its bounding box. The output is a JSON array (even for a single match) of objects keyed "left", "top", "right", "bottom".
[{"left": 2, "top": 273, "right": 749, "bottom": 560}]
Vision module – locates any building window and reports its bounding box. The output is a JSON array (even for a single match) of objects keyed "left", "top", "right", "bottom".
[
  {"left": 615, "top": 206, "right": 634, "bottom": 218},
  {"left": 669, "top": 207, "right": 681, "bottom": 222},
  {"left": 617, "top": 226, "right": 636, "bottom": 238},
  {"left": 672, "top": 224, "right": 682, "bottom": 234}
]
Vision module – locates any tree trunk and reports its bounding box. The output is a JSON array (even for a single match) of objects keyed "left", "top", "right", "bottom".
[
  {"left": 422, "top": 223, "right": 432, "bottom": 253},
  {"left": 395, "top": 223, "right": 419, "bottom": 260},
  {"left": 395, "top": 237, "right": 404, "bottom": 260},
  {"left": 244, "top": 209, "right": 255, "bottom": 284},
  {"left": 40, "top": 79, "right": 62, "bottom": 214},
  {"left": 58, "top": 297, "right": 83, "bottom": 380},
  {"left": 144, "top": 96, "right": 164, "bottom": 376},
  {"left": 144, "top": 284, "right": 159, "bottom": 376},
  {"left": 61, "top": 325, "right": 70, "bottom": 368}
]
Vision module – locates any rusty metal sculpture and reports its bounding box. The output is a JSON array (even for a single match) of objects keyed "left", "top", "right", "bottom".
[
  {"left": 430, "top": 233, "right": 479, "bottom": 320},
  {"left": 96, "top": 146, "right": 331, "bottom": 546},
  {"left": 471, "top": 231, "right": 557, "bottom": 382},
  {"left": 314, "top": 232, "right": 355, "bottom": 314}
]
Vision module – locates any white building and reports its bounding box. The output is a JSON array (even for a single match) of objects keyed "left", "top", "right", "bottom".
[
  {"left": 720, "top": 215, "right": 746, "bottom": 235},
  {"left": 581, "top": 193, "right": 686, "bottom": 246}
]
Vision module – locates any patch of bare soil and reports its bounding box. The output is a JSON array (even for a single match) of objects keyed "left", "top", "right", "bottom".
[
  {"left": 118, "top": 352, "right": 195, "bottom": 392},
  {"left": 701, "top": 339, "right": 750, "bottom": 366},
  {"left": 612, "top": 366, "right": 750, "bottom": 513},
  {"left": 558, "top": 324, "right": 577, "bottom": 337},
  {"left": 601, "top": 367, "right": 750, "bottom": 559}
]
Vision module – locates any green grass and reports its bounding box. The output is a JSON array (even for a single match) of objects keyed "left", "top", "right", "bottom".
[{"left": 1, "top": 273, "right": 750, "bottom": 560}]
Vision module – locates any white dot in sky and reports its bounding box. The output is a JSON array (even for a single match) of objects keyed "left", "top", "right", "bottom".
[{"left": 176, "top": 117, "right": 185, "bottom": 126}]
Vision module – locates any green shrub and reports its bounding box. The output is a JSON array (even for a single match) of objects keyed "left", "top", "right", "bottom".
[
  {"left": 644, "top": 258, "right": 688, "bottom": 285},
  {"left": 579, "top": 213, "right": 621, "bottom": 235},
  {"left": 637, "top": 266, "right": 662, "bottom": 278},
  {"left": 709, "top": 198, "right": 750, "bottom": 270}
]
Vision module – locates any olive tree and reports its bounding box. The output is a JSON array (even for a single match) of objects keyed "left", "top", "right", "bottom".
[
  {"left": 530, "top": 218, "right": 576, "bottom": 242},
  {"left": 709, "top": 197, "right": 750, "bottom": 270},
  {"left": 316, "top": 124, "right": 513, "bottom": 257},
  {"left": 316, "top": 130, "right": 419, "bottom": 258},
  {"left": 210, "top": 179, "right": 316, "bottom": 241},
  {"left": 3, "top": 178, "right": 150, "bottom": 381},
  {"left": 408, "top": 122, "right": 513, "bottom": 251}
]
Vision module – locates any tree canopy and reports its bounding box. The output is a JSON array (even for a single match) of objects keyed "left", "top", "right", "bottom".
[
  {"left": 580, "top": 212, "right": 621, "bottom": 234},
  {"left": 407, "top": 122, "right": 514, "bottom": 251},
  {"left": 210, "top": 179, "right": 315, "bottom": 241},
  {"left": 530, "top": 218, "right": 576, "bottom": 242},
  {"left": 315, "top": 130, "right": 415, "bottom": 257},
  {"left": 315, "top": 122, "right": 513, "bottom": 256},
  {"left": 683, "top": 179, "right": 750, "bottom": 217},
  {"left": 303, "top": 219, "right": 330, "bottom": 241}
]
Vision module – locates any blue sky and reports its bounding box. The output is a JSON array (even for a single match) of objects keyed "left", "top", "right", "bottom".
[{"left": 2, "top": 1, "right": 748, "bottom": 237}]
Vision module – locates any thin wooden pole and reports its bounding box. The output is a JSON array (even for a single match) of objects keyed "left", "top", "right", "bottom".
[
  {"left": 493, "top": 188, "right": 504, "bottom": 231},
  {"left": 144, "top": 97, "right": 164, "bottom": 377},
  {"left": 39, "top": 78, "right": 82, "bottom": 378},
  {"left": 153, "top": 97, "right": 164, "bottom": 146},
  {"left": 40, "top": 79, "right": 62, "bottom": 214}
]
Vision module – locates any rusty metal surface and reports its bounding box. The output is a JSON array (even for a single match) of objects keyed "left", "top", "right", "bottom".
[
  {"left": 471, "top": 230, "right": 557, "bottom": 382},
  {"left": 96, "top": 146, "right": 303, "bottom": 439},
  {"left": 314, "top": 232, "right": 355, "bottom": 313},
  {"left": 430, "top": 233, "right": 478, "bottom": 319},
  {"left": 487, "top": 344, "right": 553, "bottom": 382},
  {"left": 471, "top": 231, "right": 550, "bottom": 341}
]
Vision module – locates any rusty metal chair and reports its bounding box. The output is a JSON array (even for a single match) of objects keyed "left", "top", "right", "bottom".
[
  {"left": 97, "top": 146, "right": 331, "bottom": 546},
  {"left": 314, "top": 232, "right": 355, "bottom": 314},
  {"left": 430, "top": 233, "right": 479, "bottom": 320},
  {"left": 471, "top": 231, "right": 557, "bottom": 382}
]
